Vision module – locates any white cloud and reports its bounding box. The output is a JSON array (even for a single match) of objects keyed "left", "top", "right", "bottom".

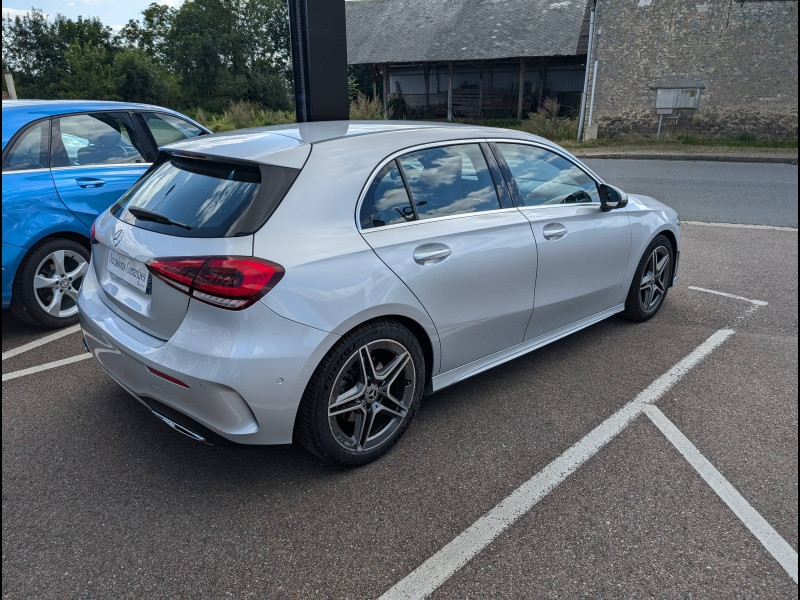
[{"left": 2, "top": 7, "right": 42, "bottom": 20}]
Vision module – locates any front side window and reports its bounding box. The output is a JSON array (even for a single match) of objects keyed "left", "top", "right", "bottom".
[
  {"left": 142, "top": 112, "right": 205, "bottom": 146},
  {"left": 3, "top": 120, "right": 50, "bottom": 171},
  {"left": 496, "top": 143, "right": 599, "bottom": 206},
  {"left": 51, "top": 113, "right": 146, "bottom": 167},
  {"left": 399, "top": 144, "right": 500, "bottom": 220}
]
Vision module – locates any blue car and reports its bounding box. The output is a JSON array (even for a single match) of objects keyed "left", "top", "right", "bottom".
[{"left": 2, "top": 100, "right": 210, "bottom": 328}]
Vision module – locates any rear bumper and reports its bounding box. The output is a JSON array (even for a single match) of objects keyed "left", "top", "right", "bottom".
[{"left": 78, "top": 266, "right": 339, "bottom": 445}]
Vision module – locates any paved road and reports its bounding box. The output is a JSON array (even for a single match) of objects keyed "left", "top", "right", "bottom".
[
  {"left": 583, "top": 159, "right": 799, "bottom": 228},
  {"left": 3, "top": 225, "right": 797, "bottom": 597}
]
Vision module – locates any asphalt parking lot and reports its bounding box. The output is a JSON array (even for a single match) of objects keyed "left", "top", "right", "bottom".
[{"left": 3, "top": 221, "right": 798, "bottom": 597}]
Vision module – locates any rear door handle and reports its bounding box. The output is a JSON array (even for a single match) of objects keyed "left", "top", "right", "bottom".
[
  {"left": 413, "top": 244, "right": 451, "bottom": 265},
  {"left": 543, "top": 222, "right": 567, "bottom": 240},
  {"left": 76, "top": 177, "right": 106, "bottom": 188}
]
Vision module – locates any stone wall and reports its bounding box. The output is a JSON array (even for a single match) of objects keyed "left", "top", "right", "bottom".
[{"left": 586, "top": 0, "right": 798, "bottom": 139}]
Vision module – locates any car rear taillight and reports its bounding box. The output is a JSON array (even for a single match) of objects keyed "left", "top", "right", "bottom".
[
  {"left": 146, "top": 256, "right": 284, "bottom": 310},
  {"left": 90, "top": 222, "right": 99, "bottom": 244}
]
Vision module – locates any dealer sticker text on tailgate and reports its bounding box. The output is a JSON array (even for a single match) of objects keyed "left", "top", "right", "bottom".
[{"left": 107, "top": 250, "right": 150, "bottom": 293}]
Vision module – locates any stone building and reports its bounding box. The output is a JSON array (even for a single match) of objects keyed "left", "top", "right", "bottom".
[{"left": 584, "top": 0, "right": 798, "bottom": 139}]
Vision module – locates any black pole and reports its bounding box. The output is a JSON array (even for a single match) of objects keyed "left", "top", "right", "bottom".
[{"left": 287, "top": 0, "right": 349, "bottom": 122}]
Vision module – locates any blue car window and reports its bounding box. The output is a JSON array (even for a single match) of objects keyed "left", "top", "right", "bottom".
[
  {"left": 496, "top": 143, "right": 599, "bottom": 206},
  {"left": 51, "top": 113, "right": 146, "bottom": 168},
  {"left": 142, "top": 112, "right": 205, "bottom": 146},
  {"left": 3, "top": 120, "right": 50, "bottom": 171}
]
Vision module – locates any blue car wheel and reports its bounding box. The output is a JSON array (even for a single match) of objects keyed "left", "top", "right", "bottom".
[{"left": 10, "top": 238, "right": 90, "bottom": 328}]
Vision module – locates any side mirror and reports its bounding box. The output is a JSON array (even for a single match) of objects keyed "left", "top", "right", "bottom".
[{"left": 599, "top": 184, "right": 628, "bottom": 211}]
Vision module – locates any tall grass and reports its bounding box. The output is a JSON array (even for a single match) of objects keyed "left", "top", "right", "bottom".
[
  {"left": 518, "top": 98, "right": 577, "bottom": 141},
  {"left": 204, "top": 100, "right": 296, "bottom": 132},
  {"left": 349, "top": 92, "right": 384, "bottom": 120}
]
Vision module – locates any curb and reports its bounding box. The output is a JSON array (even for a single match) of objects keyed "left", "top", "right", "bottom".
[{"left": 572, "top": 152, "right": 798, "bottom": 164}]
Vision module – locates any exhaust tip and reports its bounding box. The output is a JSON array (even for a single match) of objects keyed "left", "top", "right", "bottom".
[{"left": 152, "top": 411, "right": 209, "bottom": 444}]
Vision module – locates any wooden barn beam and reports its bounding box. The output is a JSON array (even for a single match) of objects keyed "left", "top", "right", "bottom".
[
  {"left": 447, "top": 62, "right": 453, "bottom": 122},
  {"left": 517, "top": 58, "right": 526, "bottom": 120}
]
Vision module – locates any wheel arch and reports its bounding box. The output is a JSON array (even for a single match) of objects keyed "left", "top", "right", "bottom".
[{"left": 330, "top": 313, "right": 437, "bottom": 393}]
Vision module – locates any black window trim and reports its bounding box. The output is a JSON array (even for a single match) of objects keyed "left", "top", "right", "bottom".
[
  {"left": 394, "top": 158, "right": 420, "bottom": 221},
  {"left": 133, "top": 111, "right": 209, "bottom": 162}
]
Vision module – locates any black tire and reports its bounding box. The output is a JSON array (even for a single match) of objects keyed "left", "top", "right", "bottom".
[
  {"left": 621, "top": 234, "right": 674, "bottom": 322},
  {"left": 10, "top": 238, "right": 90, "bottom": 328},
  {"left": 295, "top": 319, "right": 425, "bottom": 467}
]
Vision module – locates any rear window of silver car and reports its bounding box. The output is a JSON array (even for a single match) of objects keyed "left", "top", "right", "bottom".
[{"left": 110, "top": 155, "right": 299, "bottom": 238}]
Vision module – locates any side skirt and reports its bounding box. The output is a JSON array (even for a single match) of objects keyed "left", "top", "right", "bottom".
[{"left": 430, "top": 304, "right": 624, "bottom": 393}]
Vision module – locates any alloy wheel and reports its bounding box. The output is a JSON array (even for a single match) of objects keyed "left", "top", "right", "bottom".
[
  {"left": 639, "top": 245, "right": 670, "bottom": 313},
  {"left": 327, "top": 339, "right": 416, "bottom": 453},
  {"left": 32, "top": 249, "right": 89, "bottom": 319}
]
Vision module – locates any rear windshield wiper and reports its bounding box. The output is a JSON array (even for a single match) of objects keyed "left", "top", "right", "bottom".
[{"left": 128, "top": 207, "right": 192, "bottom": 230}]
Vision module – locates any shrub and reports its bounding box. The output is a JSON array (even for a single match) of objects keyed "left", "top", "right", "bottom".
[
  {"left": 519, "top": 98, "right": 578, "bottom": 141},
  {"left": 349, "top": 92, "right": 384, "bottom": 120}
]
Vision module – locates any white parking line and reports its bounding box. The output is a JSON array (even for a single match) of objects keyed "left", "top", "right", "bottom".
[
  {"left": 379, "top": 329, "right": 734, "bottom": 600},
  {"left": 689, "top": 286, "right": 768, "bottom": 306},
  {"left": 2, "top": 353, "right": 92, "bottom": 382},
  {"left": 682, "top": 221, "right": 798, "bottom": 232},
  {"left": 645, "top": 404, "right": 798, "bottom": 584},
  {"left": 2, "top": 324, "right": 82, "bottom": 361}
]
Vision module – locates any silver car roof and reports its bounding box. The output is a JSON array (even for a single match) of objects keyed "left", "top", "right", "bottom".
[{"left": 162, "top": 120, "right": 558, "bottom": 168}]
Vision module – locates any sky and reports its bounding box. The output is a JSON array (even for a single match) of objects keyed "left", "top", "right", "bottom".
[{"left": 2, "top": 0, "right": 186, "bottom": 31}]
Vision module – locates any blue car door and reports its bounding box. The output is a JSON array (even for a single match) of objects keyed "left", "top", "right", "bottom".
[{"left": 50, "top": 112, "right": 151, "bottom": 227}]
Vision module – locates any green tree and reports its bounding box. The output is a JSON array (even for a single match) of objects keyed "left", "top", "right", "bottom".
[
  {"left": 113, "top": 48, "right": 175, "bottom": 104},
  {"left": 118, "top": 3, "right": 176, "bottom": 67},
  {"left": 2, "top": 10, "right": 116, "bottom": 98},
  {"left": 51, "top": 42, "right": 118, "bottom": 99}
]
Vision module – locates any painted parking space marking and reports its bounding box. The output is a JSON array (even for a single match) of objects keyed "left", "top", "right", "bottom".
[
  {"left": 2, "top": 353, "right": 92, "bottom": 382},
  {"left": 682, "top": 221, "right": 798, "bottom": 232},
  {"left": 689, "top": 286, "right": 768, "bottom": 306},
  {"left": 2, "top": 324, "right": 81, "bottom": 361},
  {"left": 379, "top": 329, "right": 735, "bottom": 600},
  {"left": 645, "top": 404, "right": 798, "bottom": 583}
]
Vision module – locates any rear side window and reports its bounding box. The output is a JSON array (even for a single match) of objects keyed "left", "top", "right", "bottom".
[
  {"left": 142, "top": 112, "right": 206, "bottom": 146},
  {"left": 3, "top": 120, "right": 50, "bottom": 171},
  {"left": 51, "top": 113, "right": 146, "bottom": 167},
  {"left": 110, "top": 156, "right": 299, "bottom": 238},
  {"left": 359, "top": 161, "right": 415, "bottom": 228},
  {"left": 400, "top": 144, "right": 500, "bottom": 220},
  {"left": 359, "top": 143, "right": 502, "bottom": 229}
]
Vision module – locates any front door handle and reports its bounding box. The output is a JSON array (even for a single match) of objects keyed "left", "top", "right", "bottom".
[
  {"left": 543, "top": 222, "right": 568, "bottom": 240},
  {"left": 413, "top": 244, "right": 451, "bottom": 265},
  {"left": 76, "top": 177, "right": 106, "bottom": 188}
]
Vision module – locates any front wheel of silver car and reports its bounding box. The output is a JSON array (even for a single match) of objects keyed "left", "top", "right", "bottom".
[
  {"left": 621, "top": 234, "right": 674, "bottom": 322},
  {"left": 295, "top": 320, "right": 425, "bottom": 466}
]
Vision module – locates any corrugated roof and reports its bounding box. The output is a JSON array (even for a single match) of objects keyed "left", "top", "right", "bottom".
[{"left": 346, "top": 0, "right": 591, "bottom": 64}]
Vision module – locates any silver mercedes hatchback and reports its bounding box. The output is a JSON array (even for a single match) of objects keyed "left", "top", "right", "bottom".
[{"left": 78, "top": 121, "right": 680, "bottom": 466}]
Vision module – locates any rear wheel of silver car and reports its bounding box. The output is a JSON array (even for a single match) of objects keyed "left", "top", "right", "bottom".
[
  {"left": 296, "top": 320, "right": 425, "bottom": 466},
  {"left": 622, "top": 234, "right": 673, "bottom": 322},
  {"left": 10, "top": 238, "right": 90, "bottom": 328}
]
